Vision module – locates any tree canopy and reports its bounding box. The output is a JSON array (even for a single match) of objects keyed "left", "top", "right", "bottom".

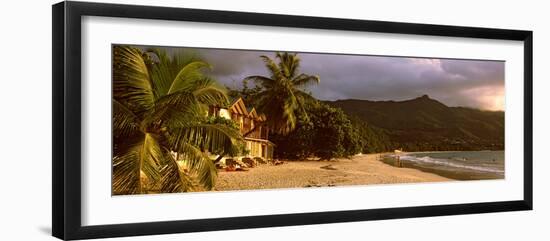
[
  {"left": 270, "top": 100, "right": 363, "bottom": 160},
  {"left": 243, "top": 52, "right": 319, "bottom": 135}
]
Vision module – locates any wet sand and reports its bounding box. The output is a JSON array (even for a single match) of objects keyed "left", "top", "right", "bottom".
[{"left": 214, "top": 154, "right": 452, "bottom": 191}]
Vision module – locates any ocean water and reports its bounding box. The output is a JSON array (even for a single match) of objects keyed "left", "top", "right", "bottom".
[{"left": 382, "top": 151, "right": 504, "bottom": 180}]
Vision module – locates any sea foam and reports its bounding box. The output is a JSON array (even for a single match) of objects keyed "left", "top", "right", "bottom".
[{"left": 397, "top": 155, "right": 504, "bottom": 174}]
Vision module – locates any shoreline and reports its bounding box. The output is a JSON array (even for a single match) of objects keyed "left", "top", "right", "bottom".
[
  {"left": 214, "top": 154, "right": 453, "bottom": 191},
  {"left": 387, "top": 150, "right": 504, "bottom": 154},
  {"left": 380, "top": 151, "right": 504, "bottom": 180}
]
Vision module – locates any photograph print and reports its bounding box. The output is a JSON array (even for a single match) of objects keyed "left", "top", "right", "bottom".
[{"left": 112, "top": 44, "right": 504, "bottom": 195}]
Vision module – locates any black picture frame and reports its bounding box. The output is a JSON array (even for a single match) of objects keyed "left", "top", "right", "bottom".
[{"left": 52, "top": 1, "right": 533, "bottom": 240}]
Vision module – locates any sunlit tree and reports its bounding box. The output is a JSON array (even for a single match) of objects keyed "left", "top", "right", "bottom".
[
  {"left": 112, "top": 46, "right": 242, "bottom": 194},
  {"left": 244, "top": 52, "right": 319, "bottom": 135}
]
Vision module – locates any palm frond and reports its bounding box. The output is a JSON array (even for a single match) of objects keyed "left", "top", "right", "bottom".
[
  {"left": 113, "top": 99, "right": 141, "bottom": 138},
  {"left": 167, "top": 123, "right": 243, "bottom": 155},
  {"left": 143, "top": 79, "right": 228, "bottom": 132},
  {"left": 176, "top": 143, "right": 218, "bottom": 190},
  {"left": 276, "top": 52, "right": 300, "bottom": 78},
  {"left": 140, "top": 91, "right": 202, "bottom": 132},
  {"left": 140, "top": 134, "right": 163, "bottom": 184},
  {"left": 260, "top": 55, "right": 284, "bottom": 81},
  {"left": 191, "top": 77, "right": 229, "bottom": 106},
  {"left": 243, "top": 75, "right": 275, "bottom": 89},
  {"left": 244, "top": 52, "right": 320, "bottom": 135},
  {"left": 280, "top": 92, "right": 299, "bottom": 134},
  {"left": 113, "top": 46, "right": 155, "bottom": 116},
  {"left": 160, "top": 150, "right": 195, "bottom": 193},
  {"left": 292, "top": 74, "right": 320, "bottom": 87},
  {"left": 293, "top": 90, "right": 316, "bottom": 122},
  {"left": 112, "top": 45, "right": 234, "bottom": 194},
  {"left": 146, "top": 48, "right": 206, "bottom": 98},
  {"left": 160, "top": 104, "right": 207, "bottom": 131},
  {"left": 167, "top": 61, "right": 211, "bottom": 94},
  {"left": 112, "top": 133, "right": 162, "bottom": 195},
  {"left": 145, "top": 48, "right": 175, "bottom": 99},
  {"left": 288, "top": 54, "right": 301, "bottom": 78},
  {"left": 112, "top": 146, "right": 141, "bottom": 195}
]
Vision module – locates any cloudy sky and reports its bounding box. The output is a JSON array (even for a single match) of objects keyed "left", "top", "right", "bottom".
[{"left": 155, "top": 46, "right": 505, "bottom": 111}]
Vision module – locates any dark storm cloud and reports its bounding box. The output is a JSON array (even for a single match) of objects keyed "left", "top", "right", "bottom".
[
  {"left": 172, "top": 47, "right": 505, "bottom": 111},
  {"left": 197, "top": 48, "right": 267, "bottom": 89}
]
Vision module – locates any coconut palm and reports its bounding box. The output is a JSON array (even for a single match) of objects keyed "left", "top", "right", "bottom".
[
  {"left": 112, "top": 46, "right": 242, "bottom": 195},
  {"left": 244, "top": 52, "right": 319, "bottom": 135}
]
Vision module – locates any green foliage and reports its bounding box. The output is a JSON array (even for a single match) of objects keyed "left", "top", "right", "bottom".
[
  {"left": 205, "top": 116, "right": 249, "bottom": 157},
  {"left": 206, "top": 115, "right": 240, "bottom": 129},
  {"left": 112, "top": 45, "right": 243, "bottom": 195},
  {"left": 310, "top": 103, "right": 363, "bottom": 160},
  {"left": 348, "top": 115, "right": 393, "bottom": 153},
  {"left": 227, "top": 78, "right": 262, "bottom": 105},
  {"left": 270, "top": 114, "right": 315, "bottom": 159},
  {"left": 327, "top": 95, "right": 505, "bottom": 152},
  {"left": 243, "top": 52, "right": 320, "bottom": 135},
  {"left": 271, "top": 100, "right": 363, "bottom": 160}
]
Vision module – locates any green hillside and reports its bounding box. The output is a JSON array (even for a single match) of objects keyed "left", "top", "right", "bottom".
[{"left": 326, "top": 95, "right": 504, "bottom": 152}]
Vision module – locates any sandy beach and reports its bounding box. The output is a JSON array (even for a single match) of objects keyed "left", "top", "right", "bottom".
[{"left": 214, "top": 154, "right": 452, "bottom": 191}]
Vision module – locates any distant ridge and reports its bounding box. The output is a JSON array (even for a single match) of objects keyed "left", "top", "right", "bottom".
[{"left": 325, "top": 95, "right": 504, "bottom": 152}]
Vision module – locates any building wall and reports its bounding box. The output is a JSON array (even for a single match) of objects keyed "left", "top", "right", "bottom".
[
  {"left": 219, "top": 108, "right": 231, "bottom": 119},
  {"left": 245, "top": 140, "right": 273, "bottom": 160},
  {"left": 216, "top": 106, "right": 273, "bottom": 162}
]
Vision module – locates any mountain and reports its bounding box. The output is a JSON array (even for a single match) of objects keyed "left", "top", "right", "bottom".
[{"left": 325, "top": 95, "right": 504, "bottom": 152}]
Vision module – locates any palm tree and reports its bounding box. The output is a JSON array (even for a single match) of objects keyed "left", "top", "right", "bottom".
[
  {"left": 112, "top": 46, "right": 242, "bottom": 195},
  {"left": 244, "top": 52, "right": 319, "bottom": 135}
]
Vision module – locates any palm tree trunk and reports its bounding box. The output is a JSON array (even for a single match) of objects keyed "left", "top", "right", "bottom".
[{"left": 213, "top": 153, "right": 225, "bottom": 163}]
